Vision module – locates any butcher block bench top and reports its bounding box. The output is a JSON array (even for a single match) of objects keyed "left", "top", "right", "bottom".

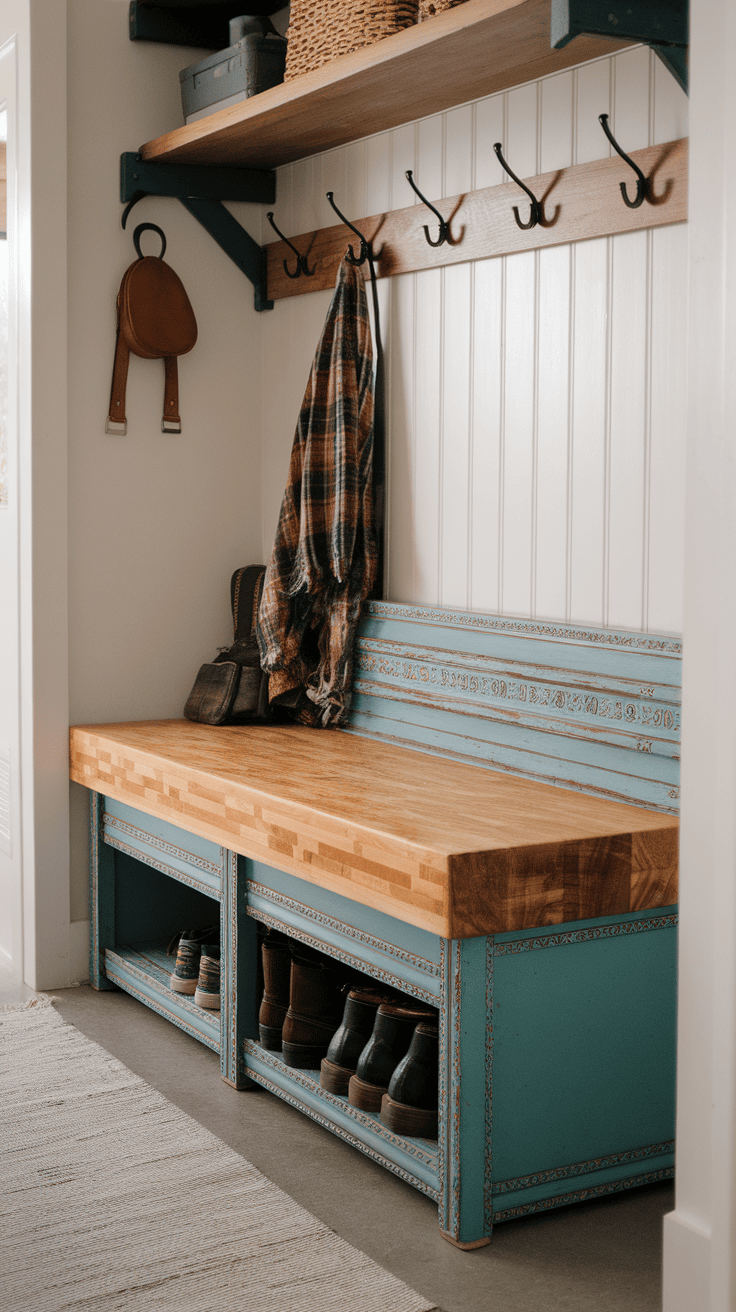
[{"left": 70, "top": 719, "right": 678, "bottom": 940}]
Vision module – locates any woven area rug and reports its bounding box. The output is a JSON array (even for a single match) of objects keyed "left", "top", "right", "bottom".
[{"left": 1, "top": 998, "right": 437, "bottom": 1312}]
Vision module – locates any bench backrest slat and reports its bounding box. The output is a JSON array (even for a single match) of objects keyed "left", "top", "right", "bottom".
[{"left": 348, "top": 603, "right": 681, "bottom": 814}]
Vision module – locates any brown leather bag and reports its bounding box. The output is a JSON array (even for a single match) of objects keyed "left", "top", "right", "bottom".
[{"left": 106, "top": 223, "right": 197, "bottom": 435}]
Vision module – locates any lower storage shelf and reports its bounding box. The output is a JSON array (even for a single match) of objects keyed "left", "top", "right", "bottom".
[
  {"left": 104, "top": 946, "right": 221, "bottom": 1054},
  {"left": 243, "top": 1038, "right": 440, "bottom": 1201}
]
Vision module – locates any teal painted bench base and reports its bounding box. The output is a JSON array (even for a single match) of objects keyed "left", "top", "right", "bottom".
[{"left": 90, "top": 790, "right": 676, "bottom": 1246}]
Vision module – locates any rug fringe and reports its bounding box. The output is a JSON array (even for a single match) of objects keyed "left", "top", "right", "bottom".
[{"left": 0, "top": 993, "right": 58, "bottom": 1014}]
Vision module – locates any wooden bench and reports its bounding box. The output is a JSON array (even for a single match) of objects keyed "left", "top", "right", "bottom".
[{"left": 70, "top": 602, "right": 680, "bottom": 1248}]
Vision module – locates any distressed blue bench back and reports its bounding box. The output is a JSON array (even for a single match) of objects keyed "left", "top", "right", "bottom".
[{"left": 347, "top": 602, "right": 681, "bottom": 814}]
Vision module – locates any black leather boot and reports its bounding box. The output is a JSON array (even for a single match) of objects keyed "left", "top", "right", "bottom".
[
  {"left": 281, "top": 945, "right": 346, "bottom": 1068},
  {"left": 380, "top": 1021, "right": 439, "bottom": 1137},
  {"left": 348, "top": 1001, "right": 437, "bottom": 1112},
  {"left": 258, "top": 930, "right": 291, "bottom": 1050},
  {"left": 320, "top": 987, "right": 395, "bottom": 1094}
]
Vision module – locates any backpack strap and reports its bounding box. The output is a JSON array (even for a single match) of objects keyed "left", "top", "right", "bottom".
[
  {"left": 230, "top": 566, "right": 267, "bottom": 644},
  {"left": 105, "top": 320, "right": 130, "bottom": 435},
  {"left": 162, "top": 356, "right": 181, "bottom": 433}
]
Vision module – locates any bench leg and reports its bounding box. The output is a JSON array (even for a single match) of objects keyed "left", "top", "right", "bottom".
[
  {"left": 221, "top": 852, "right": 257, "bottom": 1089},
  {"left": 439, "top": 935, "right": 492, "bottom": 1247},
  {"left": 89, "top": 791, "right": 117, "bottom": 991}
]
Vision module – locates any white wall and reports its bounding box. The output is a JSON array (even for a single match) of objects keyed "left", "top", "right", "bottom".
[
  {"left": 66, "top": 0, "right": 265, "bottom": 933},
  {"left": 261, "top": 45, "right": 688, "bottom": 634}
]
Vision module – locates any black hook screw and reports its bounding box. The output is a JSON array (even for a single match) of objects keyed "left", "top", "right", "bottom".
[
  {"left": 405, "top": 170, "right": 452, "bottom": 247},
  {"left": 266, "top": 212, "right": 315, "bottom": 278},
  {"left": 493, "top": 143, "right": 544, "bottom": 229},
  {"left": 598, "top": 114, "right": 648, "bottom": 208}
]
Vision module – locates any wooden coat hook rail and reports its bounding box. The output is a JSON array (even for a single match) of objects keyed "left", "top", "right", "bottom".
[{"left": 264, "top": 137, "right": 687, "bottom": 304}]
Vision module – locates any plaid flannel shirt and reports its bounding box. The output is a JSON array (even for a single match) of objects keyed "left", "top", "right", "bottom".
[{"left": 256, "top": 257, "right": 378, "bottom": 727}]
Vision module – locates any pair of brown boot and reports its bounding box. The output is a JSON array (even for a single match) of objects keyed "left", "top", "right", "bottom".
[
  {"left": 258, "top": 932, "right": 439, "bottom": 1137},
  {"left": 321, "top": 989, "right": 439, "bottom": 1138},
  {"left": 258, "top": 931, "right": 348, "bottom": 1068}
]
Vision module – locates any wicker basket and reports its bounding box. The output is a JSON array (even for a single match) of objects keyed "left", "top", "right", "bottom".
[
  {"left": 418, "top": 0, "right": 469, "bottom": 17},
  {"left": 285, "top": 0, "right": 419, "bottom": 80}
]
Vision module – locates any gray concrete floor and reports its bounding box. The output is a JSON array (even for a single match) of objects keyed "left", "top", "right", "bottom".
[
  {"left": 41, "top": 984, "right": 674, "bottom": 1312},
  {"left": 0, "top": 973, "right": 39, "bottom": 1008}
]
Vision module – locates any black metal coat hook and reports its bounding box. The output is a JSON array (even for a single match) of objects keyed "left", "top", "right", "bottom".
[
  {"left": 266, "top": 212, "right": 315, "bottom": 278},
  {"left": 325, "top": 192, "right": 371, "bottom": 265},
  {"left": 598, "top": 114, "right": 648, "bottom": 209},
  {"left": 493, "top": 143, "right": 544, "bottom": 230},
  {"left": 405, "top": 170, "right": 451, "bottom": 247}
]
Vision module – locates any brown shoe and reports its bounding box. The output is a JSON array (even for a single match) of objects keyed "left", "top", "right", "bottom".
[
  {"left": 380, "top": 1021, "right": 439, "bottom": 1137},
  {"left": 281, "top": 946, "right": 346, "bottom": 1069},
  {"left": 348, "top": 1001, "right": 437, "bottom": 1113},
  {"left": 320, "top": 987, "right": 396, "bottom": 1094},
  {"left": 258, "top": 930, "right": 291, "bottom": 1050}
]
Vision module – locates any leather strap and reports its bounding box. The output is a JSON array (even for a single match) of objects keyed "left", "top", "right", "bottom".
[
  {"left": 162, "top": 356, "right": 181, "bottom": 433},
  {"left": 106, "top": 323, "right": 130, "bottom": 435}
]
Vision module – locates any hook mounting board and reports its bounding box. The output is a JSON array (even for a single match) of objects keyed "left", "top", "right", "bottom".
[{"left": 263, "top": 138, "right": 688, "bottom": 304}]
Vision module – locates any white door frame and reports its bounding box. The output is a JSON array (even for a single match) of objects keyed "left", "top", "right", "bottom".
[
  {"left": 662, "top": 0, "right": 736, "bottom": 1306},
  {"left": 0, "top": 0, "right": 70, "bottom": 991}
]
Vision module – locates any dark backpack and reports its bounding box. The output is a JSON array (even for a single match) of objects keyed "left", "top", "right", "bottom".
[{"left": 184, "top": 566, "right": 269, "bottom": 725}]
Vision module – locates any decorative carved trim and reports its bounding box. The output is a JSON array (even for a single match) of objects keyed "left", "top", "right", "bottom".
[
  {"left": 221, "top": 850, "right": 239, "bottom": 1084},
  {"left": 363, "top": 602, "right": 682, "bottom": 654},
  {"left": 448, "top": 940, "right": 462, "bottom": 1238},
  {"left": 492, "top": 1140, "right": 675, "bottom": 1194},
  {"left": 103, "top": 811, "right": 224, "bottom": 877},
  {"left": 246, "top": 880, "right": 441, "bottom": 978},
  {"left": 242, "top": 1061, "right": 440, "bottom": 1201},
  {"left": 243, "top": 1041, "right": 439, "bottom": 1168},
  {"left": 103, "top": 961, "right": 220, "bottom": 1053},
  {"left": 494, "top": 914, "right": 679, "bottom": 956},
  {"left": 89, "top": 792, "right": 101, "bottom": 986},
  {"left": 484, "top": 937, "right": 494, "bottom": 1235},
  {"left": 246, "top": 906, "right": 437, "bottom": 1005},
  {"left": 492, "top": 1168, "right": 674, "bottom": 1221},
  {"left": 355, "top": 647, "right": 680, "bottom": 743},
  {"left": 103, "top": 834, "right": 222, "bottom": 902},
  {"left": 437, "top": 939, "right": 448, "bottom": 1232}
]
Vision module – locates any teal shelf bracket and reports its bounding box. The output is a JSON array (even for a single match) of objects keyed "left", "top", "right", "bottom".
[
  {"left": 120, "top": 152, "right": 275, "bottom": 311},
  {"left": 550, "top": 0, "right": 688, "bottom": 94}
]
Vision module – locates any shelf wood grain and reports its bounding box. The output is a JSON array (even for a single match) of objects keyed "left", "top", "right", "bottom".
[
  {"left": 265, "top": 138, "right": 687, "bottom": 299},
  {"left": 70, "top": 720, "right": 677, "bottom": 939},
  {"left": 139, "top": 0, "right": 632, "bottom": 170}
]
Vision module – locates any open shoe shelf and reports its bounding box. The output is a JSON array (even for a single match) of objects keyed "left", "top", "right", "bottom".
[
  {"left": 243, "top": 1038, "right": 441, "bottom": 1200},
  {"left": 138, "top": 0, "right": 632, "bottom": 171},
  {"left": 104, "top": 945, "right": 221, "bottom": 1053}
]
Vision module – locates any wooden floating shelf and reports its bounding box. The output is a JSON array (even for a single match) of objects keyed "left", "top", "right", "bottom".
[
  {"left": 139, "top": 0, "right": 632, "bottom": 171},
  {"left": 265, "top": 137, "right": 688, "bottom": 300}
]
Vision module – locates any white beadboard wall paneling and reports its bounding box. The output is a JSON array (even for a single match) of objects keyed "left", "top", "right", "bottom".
[
  {"left": 606, "top": 50, "right": 651, "bottom": 629},
  {"left": 411, "top": 268, "right": 442, "bottom": 605},
  {"left": 568, "top": 236, "right": 609, "bottom": 626},
  {"left": 387, "top": 271, "right": 416, "bottom": 603},
  {"left": 647, "top": 221, "right": 687, "bottom": 634},
  {"left": 535, "top": 71, "right": 574, "bottom": 622},
  {"left": 499, "top": 81, "right": 538, "bottom": 618},
  {"left": 261, "top": 48, "right": 688, "bottom": 631}
]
